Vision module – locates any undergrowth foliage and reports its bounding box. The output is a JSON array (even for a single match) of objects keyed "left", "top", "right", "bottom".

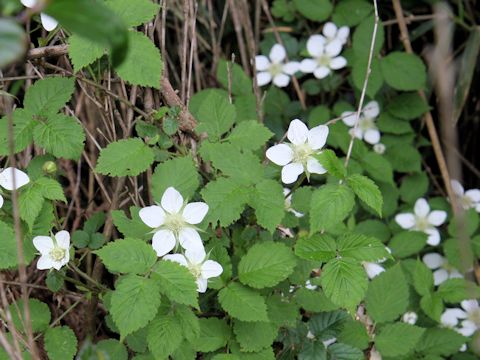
[{"left": 1, "top": 0, "right": 480, "bottom": 359}]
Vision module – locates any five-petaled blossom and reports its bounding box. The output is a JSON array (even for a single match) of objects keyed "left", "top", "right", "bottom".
[
  {"left": 283, "top": 188, "right": 303, "bottom": 218},
  {"left": 266, "top": 119, "right": 329, "bottom": 184},
  {"left": 164, "top": 246, "right": 223, "bottom": 293},
  {"left": 33, "top": 231, "right": 70, "bottom": 270},
  {"left": 322, "top": 22, "right": 350, "bottom": 46},
  {"left": 0, "top": 167, "right": 30, "bottom": 209},
  {"left": 422, "top": 252, "right": 463, "bottom": 286},
  {"left": 395, "top": 198, "right": 447, "bottom": 246},
  {"left": 139, "top": 187, "right": 209, "bottom": 257},
  {"left": 299, "top": 34, "right": 347, "bottom": 79},
  {"left": 21, "top": 0, "right": 58, "bottom": 31},
  {"left": 255, "top": 44, "right": 300, "bottom": 87},
  {"left": 402, "top": 311, "right": 418, "bottom": 325},
  {"left": 341, "top": 101, "right": 381, "bottom": 145},
  {"left": 451, "top": 179, "right": 480, "bottom": 212},
  {"left": 441, "top": 300, "right": 480, "bottom": 336}
]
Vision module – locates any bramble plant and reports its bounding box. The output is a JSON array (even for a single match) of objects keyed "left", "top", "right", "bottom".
[{"left": 1, "top": 0, "right": 480, "bottom": 359}]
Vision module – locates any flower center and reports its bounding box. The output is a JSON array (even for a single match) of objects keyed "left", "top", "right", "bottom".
[
  {"left": 460, "top": 195, "right": 473, "bottom": 210},
  {"left": 292, "top": 143, "right": 313, "bottom": 164},
  {"left": 359, "top": 117, "right": 376, "bottom": 132},
  {"left": 163, "top": 213, "right": 186, "bottom": 235},
  {"left": 317, "top": 55, "right": 331, "bottom": 67},
  {"left": 49, "top": 246, "right": 66, "bottom": 262},
  {"left": 188, "top": 263, "right": 202, "bottom": 279},
  {"left": 415, "top": 216, "right": 430, "bottom": 231},
  {"left": 269, "top": 63, "right": 283, "bottom": 76},
  {"left": 468, "top": 309, "right": 480, "bottom": 326}
]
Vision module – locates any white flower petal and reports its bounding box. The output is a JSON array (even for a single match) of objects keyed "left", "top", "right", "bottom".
[
  {"left": 308, "top": 125, "right": 329, "bottom": 150},
  {"left": 179, "top": 228, "right": 203, "bottom": 251},
  {"left": 36, "top": 256, "right": 54, "bottom": 270},
  {"left": 257, "top": 71, "right": 272, "bottom": 86},
  {"left": 395, "top": 213, "right": 415, "bottom": 229},
  {"left": 255, "top": 55, "right": 270, "bottom": 71},
  {"left": 152, "top": 229, "right": 176, "bottom": 257},
  {"left": 182, "top": 202, "right": 209, "bottom": 225},
  {"left": 449, "top": 269, "right": 464, "bottom": 279},
  {"left": 465, "top": 189, "right": 480, "bottom": 202},
  {"left": 306, "top": 35, "right": 326, "bottom": 57},
  {"left": 341, "top": 111, "right": 357, "bottom": 127},
  {"left": 201, "top": 260, "right": 223, "bottom": 279},
  {"left": 441, "top": 308, "right": 467, "bottom": 326},
  {"left": 325, "top": 39, "right": 342, "bottom": 57},
  {"left": 337, "top": 26, "right": 350, "bottom": 44},
  {"left": 363, "top": 129, "right": 381, "bottom": 145},
  {"left": 163, "top": 254, "right": 188, "bottom": 267},
  {"left": 451, "top": 179, "right": 464, "bottom": 196},
  {"left": 364, "top": 262, "right": 385, "bottom": 279},
  {"left": 161, "top": 187, "right": 184, "bottom": 214},
  {"left": 139, "top": 205, "right": 166, "bottom": 228},
  {"left": 21, "top": 0, "right": 37, "bottom": 7},
  {"left": 428, "top": 210, "right": 447, "bottom": 226},
  {"left": 287, "top": 119, "right": 309, "bottom": 145},
  {"left": 273, "top": 73, "right": 290, "bottom": 87},
  {"left": 0, "top": 195, "right": 3, "bottom": 209},
  {"left": 461, "top": 299, "right": 479, "bottom": 313},
  {"left": 330, "top": 56, "right": 347, "bottom": 70},
  {"left": 458, "top": 322, "right": 477, "bottom": 337},
  {"left": 0, "top": 167, "right": 30, "bottom": 190},
  {"left": 323, "top": 22, "right": 337, "bottom": 38},
  {"left": 40, "top": 13, "right": 58, "bottom": 31},
  {"left": 425, "top": 228, "right": 441, "bottom": 246},
  {"left": 269, "top": 44, "right": 286, "bottom": 63},
  {"left": 283, "top": 61, "right": 300, "bottom": 75},
  {"left": 266, "top": 144, "right": 293, "bottom": 166},
  {"left": 281, "top": 162, "right": 304, "bottom": 184},
  {"left": 33, "top": 236, "right": 54, "bottom": 255},
  {"left": 54, "top": 230, "right": 70, "bottom": 249},
  {"left": 306, "top": 158, "right": 326, "bottom": 175},
  {"left": 185, "top": 246, "right": 206, "bottom": 265},
  {"left": 363, "top": 101, "right": 380, "bottom": 119},
  {"left": 196, "top": 277, "right": 208, "bottom": 293},
  {"left": 433, "top": 269, "right": 449, "bottom": 286},
  {"left": 422, "top": 253, "right": 444, "bottom": 269},
  {"left": 313, "top": 66, "right": 330, "bottom": 79},
  {"left": 414, "top": 198, "right": 430, "bottom": 217},
  {"left": 299, "top": 58, "right": 318, "bottom": 73}
]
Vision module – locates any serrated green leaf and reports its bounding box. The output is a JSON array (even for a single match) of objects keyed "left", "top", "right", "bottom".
[
  {"left": 151, "top": 260, "right": 199, "bottom": 308},
  {"left": 308, "top": 311, "right": 349, "bottom": 339},
  {"left": 111, "top": 207, "right": 151, "bottom": 240},
  {"left": 316, "top": 149, "right": 346, "bottom": 179},
  {"left": 96, "top": 339, "right": 128, "bottom": 360},
  {"left": 385, "top": 144, "right": 421, "bottom": 173},
  {"left": 332, "top": 0, "right": 373, "bottom": 27},
  {"left": 0, "top": 109, "right": 35, "bottom": 155},
  {"left": 365, "top": 264, "right": 409, "bottom": 323},
  {"left": 388, "top": 231, "right": 427, "bottom": 258},
  {"left": 352, "top": 15, "right": 384, "bottom": 57},
  {"left": 328, "top": 343, "right": 364, "bottom": 360},
  {"left": 412, "top": 259, "right": 434, "bottom": 296},
  {"left": 337, "top": 233, "right": 390, "bottom": 262},
  {"left": 192, "top": 318, "right": 230, "bottom": 352},
  {"left": 310, "top": 184, "right": 355, "bottom": 233},
  {"left": 24, "top": 77, "right": 75, "bottom": 116},
  {"left": 96, "top": 238, "right": 156, "bottom": 274},
  {"left": 416, "top": 328, "right": 467, "bottom": 356},
  {"left": 10, "top": 298, "right": 51, "bottom": 333},
  {"left": 437, "top": 278, "right": 480, "bottom": 303},
  {"left": 387, "top": 92, "right": 430, "bottom": 120},
  {"left": 0, "top": 221, "right": 18, "bottom": 269},
  {"left": 44, "top": 326, "right": 78, "bottom": 360},
  {"left": 36, "top": 177, "right": 66, "bottom": 202},
  {"left": 238, "top": 242, "right": 297, "bottom": 289},
  {"left": 106, "top": 0, "right": 159, "bottom": 27},
  {"left": 381, "top": 52, "right": 426, "bottom": 91},
  {"left": 249, "top": 179, "right": 285, "bottom": 232},
  {"left": 375, "top": 323, "right": 425, "bottom": 357},
  {"left": 295, "top": 234, "right": 337, "bottom": 262},
  {"left": 96, "top": 138, "right": 154, "bottom": 176},
  {"left": 68, "top": 34, "right": 105, "bottom": 72},
  {"left": 347, "top": 174, "right": 383, "bottom": 216},
  {"left": 321, "top": 258, "right": 368, "bottom": 310},
  {"left": 294, "top": 288, "right": 339, "bottom": 313},
  {"left": 110, "top": 275, "right": 161, "bottom": 337},
  {"left": 173, "top": 305, "right": 200, "bottom": 343},
  {"left": 226, "top": 120, "right": 273, "bottom": 151},
  {"left": 233, "top": 320, "right": 278, "bottom": 352},
  {"left": 115, "top": 31, "right": 162, "bottom": 88},
  {"left": 293, "top": 0, "right": 332, "bottom": 22},
  {"left": 266, "top": 295, "right": 299, "bottom": 327},
  {"left": 299, "top": 341, "right": 326, "bottom": 360},
  {"left": 216, "top": 59, "right": 253, "bottom": 96},
  {"left": 351, "top": 57, "right": 383, "bottom": 98},
  {"left": 194, "top": 91, "right": 236, "bottom": 140},
  {"left": 18, "top": 183, "right": 45, "bottom": 229},
  {"left": 420, "top": 292, "right": 443, "bottom": 321},
  {"left": 360, "top": 152, "right": 394, "bottom": 185},
  {"left": 218, "top": 282, "right": 269, "bottom": 322},
  {"left": 33, "top": 114, "right": 85, "bottom": 160},
  {"left": 146, "top": 313, "right": 183, "bottom": 359},
  {"left": 338, "top": 320, "right": 370, "bottom": 350},
  {"left": 377, "top": 112, "right": 414, "bottom": 134}
]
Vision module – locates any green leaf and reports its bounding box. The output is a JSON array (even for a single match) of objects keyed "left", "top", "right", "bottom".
[
  {"left": 218, "top": 282, "right": 269, "bottom": 322},
  {"left": 328, "top": 343, "right": 363, "bottom": 360},
  {"left": 295, "top": 234, "right": 337, "bottom": 262},
  {"left": 299, "top": 341, "right": 326, "bottom": 360},
  {"left": 352, "top": 15, "right": 384, "bottom": 57},
  {"left": 388, "top": 231, "right": 427, "bottom": 259},
  {"left": 338, "top": 321, "right": 370, "bottom": 350},
  {"left": 10, "top": 298, "right": 51, "bottom": 333},
  {"left": 96, "top": 238, "right": 157, "bottom": 274},
  {"left": 360, "top": 152, "right": 394, "bottom": 185},
  {"left": 437, "top": 278, "right": 480, "bottom": 303},
  {"left": 337, "top": 233, "right": 390, "bottom": 262},
  {"left": 387, "top": 92, "right": 430, "bottom": 120},
  {"left": 151, "top": 260, "right": 199, "bottom": 308},
  {"left": 399, "top": 173, "right": 429, "bottom": 203},
  {"left": 216, "top": 59, "right": 253, "bottom": 96},
  {"left": 316, "top": 149, "right": 346, "bottom": 179},
  {"left": 377, "top": 112, "right": 414, "bottom": 135},
  {"left": 308, "top": 310, "right": 349, "bottom": 338},
  {"left": 18, "top": 183, "right": 45, "bottom": 229},
  {"left": 146, "top": 313, "right": 183, "bottom": 359},
  {"left": 416, "top": 328, "right": 467, "bottom": 356},
  {"left": 96, "top": 138, "right": 154, "bottom": 176},
  {"left": 111, "top": 207, "right": 151, "bottom": 240},
  {"left": 0, "top": 18, "right": 27, "bottom": 68},
  {"left": 33, "top": 114, "right": 85, "bottom": 160},
  {"left": 36, "top": 177, "right": 66, "bottom": 202},
  {"left": 385, "top": 144, "right": 421, "bottom": 173},
  {"left": 332, "top": 0, "right": 373, "bottom": 27},
  {"left": 106, "top": 0, "right": 159, "bottom": 27},
  {"left": 96, "top": 339, "right": 128, "bottom": 360},
  {"left": 194, "top": 91, "right": 236, "bottom": 140},
  {"left": 233, "top": 320, "right": 278, "bottom": 352},
  {"left": 266, "top": 295, "right": 299, "bottom": 327},
  {"left": 115, "top": 31, "right": 163, "bottom": 88},
  {"left": 46, "top": 0, "right": 128, "bottom": 66},
  {"left": 238, "top": 242, "right": 297, "bottom": 289},
  {"left": 174, "top": 305, "right": 200, "bottom": 343},
  {"left": 192, "top": 318, "right": 230, "bottom": 352},
  {"left": 310, "top": 184, "right": 355, "bottom": 233},
  {"left": 151, "top": 156, "right": 199, "bottom": 201},
  {"left": 249, "top": 179, "right": 285, "bottom": 232},
  {"left": 381, "top": 52, "right": 427, "bottom": 91},
  {"left": 374, "top": 323, "right": 425, "bottom": 357},
  {"left": 68, "top": 34, "right": 105, "bottom": 72},
  {"left": 420, "top": 292, "right": 443, "bottom": 321},
  {"left": 294, "top": 288, "right": 339, "bottom": 313},
  {"left": 412, "top": 260, "right": 434, "bottom": 296},
  {"left": 110, "top": 275, "right": 161, "bottom": 337},
  {"left": 293, "top": 0, "right": 333, "bottom": 22},
  {"left": 201, "top": 177, "right": 249, "bottom": 226},
  {"left": 346, "top": 174, "right": 383, "bottom": 216},
  {"left": 0, "top": 109, "right": 36, "bottom": 155},
  {"left": 351, "top": 57, "right": 383, "bottom": 98},
  {"left": 44, "top": 326, "right": 78, "bottom": 360},
  {"left": 0, "top": 221, "right": 18, "bottom": 269},
  {"left": 321, "top": 258, "right": 368, "bottom": 310},
  {"left": 365, "top": 264, "right": 409, "bottom": 323},
  {"left": 226, "top": 120, "right": 273, "bottom": 151},
  {"left": 24, "top": 77, "right": 75, "bottom": 116}
]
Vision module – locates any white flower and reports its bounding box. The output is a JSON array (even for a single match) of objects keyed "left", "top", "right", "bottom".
[
  {"left": 163, "top": 246, "right": 223, "bottom": 293},
  {"left": 363, "top": 262, "right": 385, "bottom": 279},
  {"left": 322, "top": 22, "right": 350, "bottom": 45},
  {"left": 341, "top": 101, "right": 381, "bottom": 145},
  {"left": 402, "top": 311, "right": 418, "bottom": 325},
  {"left": 33, "top": 231, "right": 70, "bottom": 270},
  {"left": 422, "top": 252, "right": 463, "bottom": 286},
  {"left": 305, "top": 331, "right": 336, "bottom": 347},
  {"left": 283, "top": 188, "right": 303, "bottom": 218},
  {"left": 305, "top": 280, "right": 317, "bottom": 290},
  {"left": 440, "top": 300, "right": 480, "bottom": 336},
  {"left": 451, "top": 180, "right": 480, "bottom": 212},
  {"left": 266, "top": 119, "right": 329, "bottom": 184},
  {"left": 255, "top": 44, "right": 300, "bottom": 87},
  {"left": 139, "top": 187, "right": 208, "bottom": 257},
  {"left": 373, "top": 143, "right": 386, "bottom": 154},
  {"left": 299, "top": 35, "right": 347, "bottom": 79},
  {"left": 0, "top": 167, "right": 30, "bottom": 209},
  {"left": 395, "top": 198, "right": 447, "bottom": 246},
  {"left": 21, "top": 0, "right": 58, "bottom": 31}
]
